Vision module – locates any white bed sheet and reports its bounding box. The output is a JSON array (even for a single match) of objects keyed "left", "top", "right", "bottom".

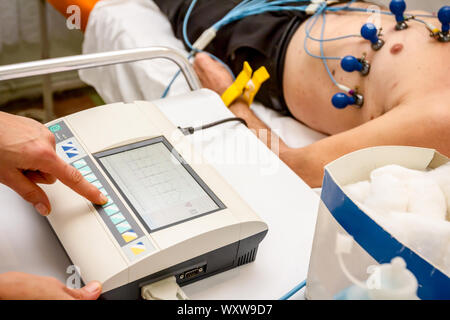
[{"left": 80, "top": 0, "right": 327, "bottom": 149}]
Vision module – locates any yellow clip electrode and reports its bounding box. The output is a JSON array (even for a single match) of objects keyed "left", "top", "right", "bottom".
[
  {"left": 242, "top": 66, "right": 270, "bottom": 106},
  {"left": 221, "top": 62, "right": 252, "bottom": 107},
  {"left": 221, "top": 62, "right": 270, "bottom": 107}
]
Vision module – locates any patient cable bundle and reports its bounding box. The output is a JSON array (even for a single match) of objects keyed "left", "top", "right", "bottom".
[{"left": 163, "top": 0, "right": 449, "bottom": 110}]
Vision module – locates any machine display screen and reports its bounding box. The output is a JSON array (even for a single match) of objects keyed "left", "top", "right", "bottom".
[{"left": 97, "top": 138, "right": 223, "bottom": 232}]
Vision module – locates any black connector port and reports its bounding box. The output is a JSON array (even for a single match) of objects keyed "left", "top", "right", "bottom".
[{"left": 178, "top": 264, "right": 207, "bottom": 281}]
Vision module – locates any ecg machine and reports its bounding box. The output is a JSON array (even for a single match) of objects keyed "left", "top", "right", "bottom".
[{"left": 43, "top": 101, "right": 268, "bottom": 299}]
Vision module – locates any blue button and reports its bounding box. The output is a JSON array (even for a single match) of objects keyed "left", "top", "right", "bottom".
[
  {"left": 84, "top": 173, "right": 97, "bottom": 183},
  {"left": 116, "top": 221, "right": 132, "bottom": 234},
  {"left": 73, "top": 159, "right": 87, "bottom": 169},
  {"left": 110, "top": 213, "right": 125, "bottom": 224},
  {"left": 99, "top": 188, "right": 108, "bottom": 196},
  {"left": 79, "top": 166, "right": 92, "bottom": 176},
  {"left": 104, "top": 204, "right": 119, "bottom": 216},
  {"left": 61, "top": 141, "right": 79, "bottom": 158},
  {"left": 92, "top": 180, "right": 103, "bottom": 189}
]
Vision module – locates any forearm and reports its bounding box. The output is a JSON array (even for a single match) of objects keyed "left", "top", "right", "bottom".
[
  {"left": 229, "top": 100, "right": 290, "bottom": 153},
  {"left": 282, "top": 103, "right": 450, "bottom": 188}
]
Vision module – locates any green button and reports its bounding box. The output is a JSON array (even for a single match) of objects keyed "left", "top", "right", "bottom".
[
  {"left": 79, "top": 166, "right": 92, "bottom": 176},
  {"left": 116, "top": 221, "right": 132, "bottom": 234},
  {"left": 49, "top": 124, "right": 61, "bottom": 133},
  {"left": 73, "top": 159, "right": 87, "bottom": 169},
  {"left": 84, "top": 173, "right": 97, "bottom": 183},
  {"left": 104, "top": 204, "right": 119, "bottom": 216},
  {"left": 92, "top": 180, "right": 103, "bottom": 189},
  {"left": 102, "top": 196, "right": 114, "bottom": 207},
  {"left": 110, "top": 213, "right": 125, "bottom": 224}
]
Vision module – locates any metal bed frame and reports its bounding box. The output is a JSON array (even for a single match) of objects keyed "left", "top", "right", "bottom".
[
  {"left": 39, "top": 0, "right": 53, "bottom": 122},
  {"left": 0, "top": 44, "right": 201, "bottom": 122}
]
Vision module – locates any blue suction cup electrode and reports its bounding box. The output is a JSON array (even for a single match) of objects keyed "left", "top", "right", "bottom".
[
  {"left": 361, "top": 23, "right": 385, "bottom": 50},
  {"left": 390, "top": 0, "right": 408, "bottom": 30},
  {"left": 341, "top": 56, "right": 371, "bottom": 76},
  {"left": 390, "top": 0, "right": 406, "bottom": 22},
  {"left": 332, "top": 93, "right": 356, "bottom": 109},
  {"left": 341, "top": 56, "right": 363, "bottom": 72},
  {"left": 436, "top": 6, "right": 450, "bottom": 42},
  {"left": 438, "top": 6, "right": 450, "bottom": 34}
]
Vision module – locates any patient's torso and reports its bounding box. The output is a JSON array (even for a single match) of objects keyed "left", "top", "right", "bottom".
[{"left": 283, "top": 3, "right": 450, "bottom": 135}]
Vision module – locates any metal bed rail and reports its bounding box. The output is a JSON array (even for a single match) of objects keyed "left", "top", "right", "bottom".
[
  {"left": 0, "top": 46, "right": 201, "bottom": 121},
  {"left": 39, "top": 0, "right": 54, "bottom": 121}
]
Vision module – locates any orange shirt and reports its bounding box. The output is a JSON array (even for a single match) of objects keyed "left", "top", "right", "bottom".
[{"left": 47, "top": 0, "right": 100, "bottom": 32}]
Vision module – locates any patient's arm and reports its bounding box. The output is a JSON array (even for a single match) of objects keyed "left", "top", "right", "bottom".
[
  {"left": 283, "top": 100, "right": 450, "bottom": 187},
  {"left": 228, "top": 99, "right": 289, "bottom": 152}
]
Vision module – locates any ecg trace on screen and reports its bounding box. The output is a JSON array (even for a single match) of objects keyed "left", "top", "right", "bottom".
[{"left": 100, "top": 142, "right": 219, "bottom": 230}]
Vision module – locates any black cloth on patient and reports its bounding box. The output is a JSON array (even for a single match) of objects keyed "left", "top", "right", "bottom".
[
  {"left": 153, "top": 0, "right": 357, "bottom": 115},
  {"left": 153, "top": 0, "right": 313, "bottom": 115}
]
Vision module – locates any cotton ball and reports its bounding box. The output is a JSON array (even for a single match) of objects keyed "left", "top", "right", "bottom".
[
  {"left": 428, "top": 163, "right": 450, "bottom": 219},
  {"left": 379, "top": 211, "right": 410, "bottom": 244},
  {"left": 406, "top": 177, "right": 447, "bottom": 220},
  {"left": 356, "top": 202, "right": 386, "bottom": 222},
  {"left": 364, "top": 170, "right": 409, "bottom": 215},
  {"left": 343, "top": 180, "right": 371, "bottom": 204},
  {"left": 366, "top": 209, "right": 397, "bottom": 230},
  {"left": 371, "top": 164, "right": 425, "bottom": 181}
]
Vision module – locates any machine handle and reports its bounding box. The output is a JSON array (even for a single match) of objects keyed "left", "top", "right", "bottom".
[{"left": 0, "top": 46, "right": 201, "bottom": 91}]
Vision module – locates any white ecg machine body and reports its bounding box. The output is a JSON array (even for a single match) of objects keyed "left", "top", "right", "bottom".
[{"left": 43, "top": 101, "right": 268, "bottom": 299}]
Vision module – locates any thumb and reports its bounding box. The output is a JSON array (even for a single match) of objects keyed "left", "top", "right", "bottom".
[
  {"left": 194, "top": 52, "right": 216, "bottom": 72},
  {"left": 68, "top": 281, "right": 102, "bottom": 300}
]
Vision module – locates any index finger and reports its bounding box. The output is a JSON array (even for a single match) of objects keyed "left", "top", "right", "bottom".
[{"left": 48, "top": 156, "right": 108, "bottom": 205}]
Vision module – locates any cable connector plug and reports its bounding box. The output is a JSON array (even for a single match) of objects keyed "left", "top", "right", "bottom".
[
  {"left": 192, "top": 27, "right": 217, "bottom": 51},
  {"left": 178, "top": 126, "right": 195, "bottom": 135},
  {"left": 178, "top": 117, "right": 248, "bottom": 136},
  {"left": 141, "top": 276, "right": 189, "bottom": 300},
  {"left": 306, "top": 0, "right": 326, "bottom": 15}
]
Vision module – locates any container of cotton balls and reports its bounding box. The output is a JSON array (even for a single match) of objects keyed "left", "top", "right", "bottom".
[{"left": 306, "top": 146, "right": 450, "bottom": 301}]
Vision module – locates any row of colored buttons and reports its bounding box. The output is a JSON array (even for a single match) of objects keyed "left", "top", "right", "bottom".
[{"left": 72, "top": 158, "right": 138, "bottom": 244}]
